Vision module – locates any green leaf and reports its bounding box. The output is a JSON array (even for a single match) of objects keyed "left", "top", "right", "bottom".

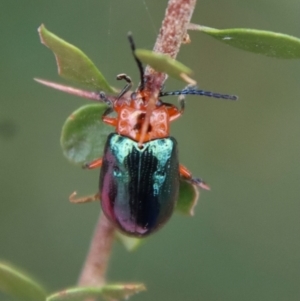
[
  {"left": 135, "top": 49, "right": 194, "bottom": 83},
  {"left": 0, "top": 262, "right": 47, "bottom": 301},
  {"left": 116, "top": 232, "right": 144, "bottom": 252},
  {"left": 38, "top": 24, "right": 116, "bottom": 92},
  {"left": 61, "top": 103, "right": 112, "bottom": 165},
  {"left": 176, "top": 179, "right": 199, "bottom": 216},
  {"left": 46, "top": 283, "right": 146, "bottom": 301},
  {"left": 192, "top": 25, "right": 300, "bottom": 59}
]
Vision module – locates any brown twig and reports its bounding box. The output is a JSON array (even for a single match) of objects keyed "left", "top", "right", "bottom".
[
  {"left": 78, "top": 0, "right": 197, "bottom": 288},
  {"left": 145, "top": 0, "right": 197, "bottom": 89},
  {"left": 78, "top": 213, "right": 115, "bottom": 287}
]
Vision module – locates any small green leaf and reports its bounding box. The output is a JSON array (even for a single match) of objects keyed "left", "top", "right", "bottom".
[
  {"left": 192, "top": 25, "right": 300, "bottom": 59},
  {"left": 61, "top": 104, "right": 112, "bottom": 165},
  {"left": 0, "top": 262, "right": 47, "bottom": 301},
  {"left": 116, "top": 232, "right": 144, "bottom": 252},
  {"left": 46, "top": 283, "right": 146, "bottom": 301},
  {"left": 101, "top": 283, "right": 146, "bottom": 300},
  {"left": 135, "top": 49, "right": 194, "bottom": 83},
  {"left": 176, "top": 179, "right": 199, "bottom": 216},
  {"left": 38, "top": 24, "right": 116, "bottom": 92}
]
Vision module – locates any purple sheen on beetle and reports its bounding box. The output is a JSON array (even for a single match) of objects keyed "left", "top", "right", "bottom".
[{"left": 99, "top": 133, "right": 179, "bottom": 237}]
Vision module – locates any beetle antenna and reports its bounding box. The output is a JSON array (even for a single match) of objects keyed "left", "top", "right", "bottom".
[
  {"left": 160, "top": 88, "right": 238, "bottom": 101},
  {"left": 127, "top": 32, "right": 145, "bottom": 91}
]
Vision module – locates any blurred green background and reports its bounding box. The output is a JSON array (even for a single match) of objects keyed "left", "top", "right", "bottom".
[{"left": 1, "top": 0, "right": 300, "bottom": 300}]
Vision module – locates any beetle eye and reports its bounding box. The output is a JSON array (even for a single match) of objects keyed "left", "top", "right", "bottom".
[{"left": 131, "top": 92, "right": 137, "bottom": 100}]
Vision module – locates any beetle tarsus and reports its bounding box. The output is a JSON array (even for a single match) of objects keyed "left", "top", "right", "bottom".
[
  {"left": 178, "top": 94, "right": 185, "bottom": 114},
  {"left": 83, "top": 158, "right": 103, "bottom": 170},
  {"left": 69, "top": 191, "right": 100, "bottom": 204},
  {"left": 191, "top": 178, "right": 211, "bottom": 190},
  {"left": 103, "top": 106, "right": 114, "bottom": 117},
  {"left": 98, "top": 91, "right": 113, "bottom": 106}
]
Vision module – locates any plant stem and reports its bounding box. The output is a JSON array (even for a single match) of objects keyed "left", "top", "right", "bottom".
[
  {"left": 78, "top": 0, "right": 197, "bottom": 287},
  {"left": 145, "top": 0, "right": 197, "bottom": 88},
  {"left": 78, "top": 213, "right": 115, "bottom": 287}
]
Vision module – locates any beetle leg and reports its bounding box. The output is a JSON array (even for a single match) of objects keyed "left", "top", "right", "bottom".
[
  {"left": 99, "top": 91, "right": 118, "bottom": 127},
  {"left": 162, "top": 94, "right": 185, "bottom": 122},
  {"left": 178, "top": 93, "right": 185, "bottom": 113},
  {"left": 102, "top": 115, "right": 118, "bottom": 127},
  {"left": 179, "top": 164, "right": 211, "bottom": 190},
  {"left": 69, "top": 191, "right": 100, "bottom": 204},
  {"left": 83, "top": 158, "right": 103, "bottom": 169}
]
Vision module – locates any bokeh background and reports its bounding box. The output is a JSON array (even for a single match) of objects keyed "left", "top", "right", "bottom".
[{"left": 1, "top": 0, "right": 300, "bottom": 300}]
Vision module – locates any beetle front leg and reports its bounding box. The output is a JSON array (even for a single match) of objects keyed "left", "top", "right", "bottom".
[
  {"left": 179, "top": 164, "right": 211, "bottom": 190},
  {"left": 99, "top": 91, "right": 118, "bottom": 127},
  {"left": 164, "top": 93, "right": 186, "bottom": 122},
  {"left": 83, "top": 158, "right": 103, "bottom": 169},
  {"left": 102, "top": 107, "right": 118, "bottom": 127}
]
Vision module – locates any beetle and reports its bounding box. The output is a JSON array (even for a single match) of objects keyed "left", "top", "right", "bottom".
[
  {"left": 37, "top": 34, "right": 237, "bottom": 237},
  {"left": 68, "top": 35, "right": 237, "bottom": 237}
]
